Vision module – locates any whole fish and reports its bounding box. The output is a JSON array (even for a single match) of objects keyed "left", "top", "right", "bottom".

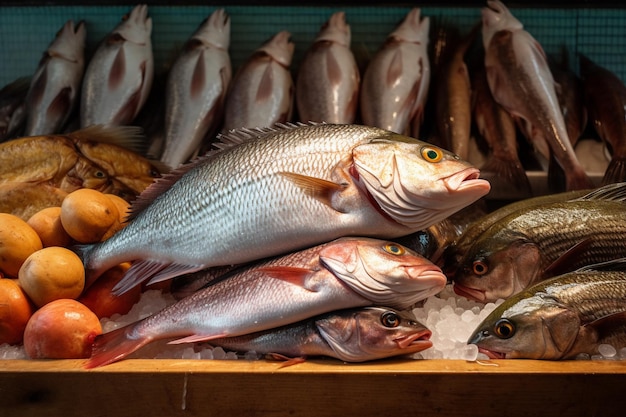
[
  {"left": 80, "top": 4, "right": 153, "bottom": 128},
  {"left": 0, "top": 77, "right": 29, "bottom": 142},
  {"left": 85, "top": 237, "right": 447, "bottom": 368},
  {"left": 469, "top": 259, "right": 626, "bottom": 359},
  {"left": 0, "top": 182, "right": 67, "bottom": 221},
  {"left": 579, "top": 55, "right": 626, "bottom": 186},
  {"left": 76, "top": 123, "right": 490, "bottom": 293},
  {"left": 222, "top": 30, "right": 294, "bottom": 132},
  {"left": 472, "top": 65, "right": 531, "bottom": 197},
  {"left": 360, "top": 8, "right": 430, "bottom": 136},
  {"left": 24, "top": 20, "right": 86, "bottom": 136},
  {"left": 482, "top": 0, "right": 592, "bottom": 191},
  {"left": 296, "top": 12, "right": 360, "bottom": 124},
  {"left": 160, "top": 9, "right": 231, "bottom": 168},
  {"left": 208, "top": 306, "right": 432, "bottom": 364},
  {"left": 453, "top": 182, "right": 626, "bottom": 302},
  {"left": 434, "top": 24, "right": 478, "bottom": 160}
]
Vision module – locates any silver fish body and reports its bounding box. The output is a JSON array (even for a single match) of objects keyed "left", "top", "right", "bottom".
[
  {"left": 469, "top": 259, "right": 626, "bottom": 359},
  {"left": 80, "top": 4, "right": 153, "bottom": 128},
  {"left": 85, "top": 237, "right": 446, "bottom": 367},
  {"left": 482, "top": 0, "right": 592, "bottom": 191},
  {"left": 78, "top": 123, "right": 489, "bottom": 292},
  {"left": 209, "top": 306, "right": 432, "bottom": 363},
  {"left": 360, "top": 8, "right": 430, "bottom": 136},
  {"left": 222, "top": 30, "right": 293, "bottom": 132},
  {"left": 296, "top": 12, "right": 360, "bottom": 124},
  {"left": 25, "top": 20, "right": 86, "bottom": 136},
  {"left": 160, "top": 9, "right": 231, "bottom": 168}
]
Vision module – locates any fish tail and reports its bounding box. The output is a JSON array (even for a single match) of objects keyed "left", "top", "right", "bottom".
[
  {"left": 84, "top": 323, "right": 149, "bottom": 369},
  {"left": 481, "top": 156, "right": 532, "bottom": 196},
  {"left": 601, "top": 157, "right": 626, "bottom": 186}
]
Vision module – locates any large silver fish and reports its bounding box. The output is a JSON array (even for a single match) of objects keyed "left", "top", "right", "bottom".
[
  {"left": 482, "top": 0, "right": 592, "bottom": 191},
  {"left": 360, "top": 8, "right": 430, "bottom": 136},
  {"left": 209, "top": 306, "right": 432, "bottom": 364},
  {"left": 222, "top": 30, "right": 293, "bottom": 132},
  {"left": 24, "top": 20, "right": 86, "bottom": 136},
  {"left": 77, "top": 123, "right": 490, "bottom": 293},
  {"left": 160, "top": 9, "right": 231, "bottom": 168},
  {"left": 85, "top": 237, "right": 446, "bottom": 368},
  {"left": 80, "top": 4, "right": 153, "bottom": 128},
  {"left": 296, "top": 12, "right": 360, "bottom": 124},
  {"left": 469, "top": 259, "right": 626, "bottom": 359}
]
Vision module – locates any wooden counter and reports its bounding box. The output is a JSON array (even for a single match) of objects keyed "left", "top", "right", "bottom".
[{"left": 2, "top": 358, "right": 626, "bottom": 416}]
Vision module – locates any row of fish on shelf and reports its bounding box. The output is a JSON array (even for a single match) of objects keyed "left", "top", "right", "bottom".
[{"left": 1, "top": 1, "right": 625, "bottom": 193}]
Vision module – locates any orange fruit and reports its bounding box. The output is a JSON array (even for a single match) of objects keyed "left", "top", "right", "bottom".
[
  {"left": 18, "top": 246, "right": 85, "bottom": 308},
  {"left": 60, "top": 188, "right": 119, "bottom": 243},
  {"left": 79, "top": 262, "right": 141, "bottom": 318},
  {"left": 0, "top": 213, "right": 43, "bottom": 277},
  {"left": 23, "top": 299, "right": 102, "bottom": 359},
  {"left": 0, "top": 278, "right": 35, "bottom": 345},
  {"left": 27, "top": 206, "right": 73, "bottom": 248}
]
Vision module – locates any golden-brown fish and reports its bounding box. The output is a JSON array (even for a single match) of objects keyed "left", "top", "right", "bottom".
[{"left": 0, "top": 182, "right": 67, "bottom": 220}]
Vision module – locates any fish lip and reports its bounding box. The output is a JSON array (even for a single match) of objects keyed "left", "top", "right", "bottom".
[
  {"left": 478, "top": 347, "right": 506, "bottom": 359},
  {"left": 453, "top": 283, "right": 487, "bottom": 302},
  {"left": 395, "top": 329, "right": 433, "bottom": 350},
  {"left": 442, "top": 168, "right": 490, "bottom": 193}
]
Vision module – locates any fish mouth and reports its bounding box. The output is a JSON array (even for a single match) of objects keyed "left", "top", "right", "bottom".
[
  {"left": 395, "top": 329, "right": 433, "bottom": 351},
  {"left": 486, "top": 0, "right": 503, "bottom": 13},
  {"left": 478, "top": 347, "right": 506, "bottom": 359},
  {"left": 443, "top": 168, "right": 491, "bottom": 194},
  {"left": 453, "top": 283, "right": 486, "bottom": 302}
]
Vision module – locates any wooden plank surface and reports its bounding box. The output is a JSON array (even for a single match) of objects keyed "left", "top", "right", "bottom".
[{"left": 2, "top": 358, "right": 626, "bottom": 416}]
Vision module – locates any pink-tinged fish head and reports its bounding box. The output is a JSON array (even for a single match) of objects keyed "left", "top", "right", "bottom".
[
  {"left": 316, "top": 11, "right": 351, "bottom": 47},
  {"left": 47, "top": 20, "right": 86, "bottom": 63},
  {"left": 194, "top": 8, "right": 231, "bottom": 50},
  {"left": 319, "top": 237, "right": 447, "bottom": 309},
  {"left": 468, "top": 290, "right": 580, "bottom": 359},
  {"left": 453, "top": 231, "right": 542, "bottom": 303},
  {"left": 389, "top": 8, "right": 429, "bottom": 45},
  {"left": 351, "top": 134, "right": 491, "bottom": 231},
  {"left": 115, "top": 4, "right": 152, "bottom": 46},
  {"left": 258, "top": 31, "right": 295, "bottom": 67},
  {"left": 316, "top": 307, "right": 432, "bottom": 362},
  {"left": 481, "top": 0, "right": 523, "bottom": 48}
]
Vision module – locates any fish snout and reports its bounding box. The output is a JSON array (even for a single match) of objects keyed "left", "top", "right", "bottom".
[
  {"left": 453, "top": 283, "right": 487, "bottom": 302},
  {"left": 394, "top": 328, "right": 432, "bottom": 350},
  {"left": 405, "top": 265, "right": 447, "bottom": 291},
  {"left": 442, "top": 167, "right": 490, "bottom": 194}
]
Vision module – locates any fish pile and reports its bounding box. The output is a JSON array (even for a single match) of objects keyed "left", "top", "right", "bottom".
[{"left": 3, "top": 0, "right": 626, "bottom": 365}]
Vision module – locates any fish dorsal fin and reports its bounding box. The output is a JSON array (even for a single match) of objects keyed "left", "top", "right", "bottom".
[
  {"left": 573, "top": 182, "right": 626, "bottom": 203},
  {"left": 215, "top": 122, "right": 313, "bottom": 151},
  {"left": 585, "top": 311, "right": 626, "bottom": 341},
  {"left": 68, "top": 124, "right": 146, "bottom": 154},
  {"left": 256, "top": 266, "right": 317, "bottom": 291},
  {"left": 543, "top": 238, "right": 593, "bottom": 278}
]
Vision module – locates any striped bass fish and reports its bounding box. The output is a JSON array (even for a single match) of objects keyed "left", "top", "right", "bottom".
[
  {"left": 85, "top": 237, "right": 446, "bottom": 368},
  {"left": 208, "top": 307, "right": 432, "bottom": 365},
  {"left": 78, "top": 123, "right": 489, "bottom": 294},
  {"left": 469, "top": 259, "right": 626, "bottom": 359},
  {"left": 453, "top": 182, "right": 626, "bottom": 302}
]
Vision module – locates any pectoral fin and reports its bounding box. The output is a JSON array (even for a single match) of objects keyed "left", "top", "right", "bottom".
[
  {"left": 279, "top": 171, "right": 347, "bottom": 209},
  {"left": 542, "top": 238, "right": 593, "bottom": 278},
  {"left": 256, "top": 266, "right": 317, "bottom": 291},
  {"left": 46, "top": 86, "right": 72, "bottom": 121},
  {"left": 585, "top": 311, "right": 626, "bottom": 341},
  {"left": 169, "top": 333, "right": 228, "bottom": 345}
]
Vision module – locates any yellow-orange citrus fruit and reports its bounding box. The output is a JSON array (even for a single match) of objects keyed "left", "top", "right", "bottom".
[
  {"left": 0, "top": 278, "right": 35, "bottom": 345},
  {"left": 0, "top": 213, "right": 43, "bottom": 277},
  {"left": 18, "top": 246, "right": 85, "bottom": 308},
  {"left": 23, "top": 299, "right": 102, "bottom": 359},
  {"left": 60, "top": 189, "right": 119, "bottom": 243},
  {"left": 27, "top": 206, "right": 73, "bottom": 248}
]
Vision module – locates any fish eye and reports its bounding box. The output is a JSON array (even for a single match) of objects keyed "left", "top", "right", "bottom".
[
  {"left": 381, "top": 311, "right": 400, "bottom": 328},
  {"left": 494, "top": 319, "right": 515, "bottom": 339},
  {"left": 150, "top": 169, "right": 161, "bottom": 178},
  {"left": 472, "top": 259, "right": 489, "bottom": 276},
  {"left": 95, "top": 170, "right": 107, "bottom": 178},
  {"left": 383, "top": 243, "right": 405, "bottom": 256},
  {"left": 420, "top": 146, "right": 443, "bottom": 163}
]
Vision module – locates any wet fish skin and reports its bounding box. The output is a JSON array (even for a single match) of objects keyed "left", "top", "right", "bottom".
[
  {"left": 85, "top": 237, "right": 446, "bottom": 368},
  {"left": 209, "top": 306, "right": 432, "bottom": 363},
  {"left": 77, "top": 123, "right": 489, "bottom": 292},
  {"left": 159, "top": 9, "right": 231, "bottom": 168},
  {"left": 453, "top": 182, "right": 626, "bottom": 302},
  {"left": 360, "top": 8, "right": 430, "bottom": 136},
  {"left": 482, "top": 0, "right": 592, "bottom": 191},
  {"left": 223, "top": 30, "right": 294, "bottom": 132},
  {"left": 296, "top": 12, "right": 360, "bottom": 124},
  {"left": 469, "top": 259, "right": 626, "bottom": 359},
  {"left": 579, "top": 55, "right": 626, "bottom": 186},
  {"left": 25, "top": 20, "right": 86, "bottom": 136},
  {"left": 80, "top": 4, "right": 153, "bottom": 128},
  {"left": 550, "top": 51, "right": 586, "bottom": 149}
]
